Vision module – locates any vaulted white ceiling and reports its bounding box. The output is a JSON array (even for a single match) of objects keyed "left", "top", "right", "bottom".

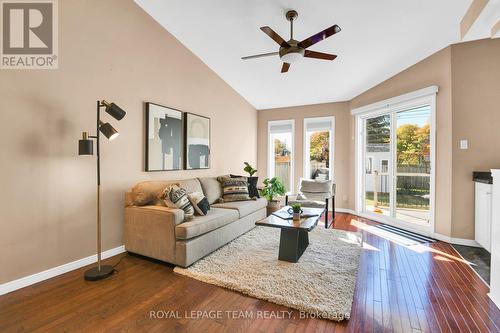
[{"left": 135, "top": 0, "right": 491, "bottom": 109}]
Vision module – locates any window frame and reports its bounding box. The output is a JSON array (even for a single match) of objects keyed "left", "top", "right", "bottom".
[
  {"left": 303, "top": 116, "right": 335, "bottom": 181},
  {"left": 352, "top": 86, "right": 437, "bottom": 236},
  {"left": 380, "top": 159, "right": 389, "bottom": 174},
  {"left": 366, "top": 156, "right": 373, "bottom": 174},
  {"left": 267, "top": 119, "right": 295, "bottom": 193}
]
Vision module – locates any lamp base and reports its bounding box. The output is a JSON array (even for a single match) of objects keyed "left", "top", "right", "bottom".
[{"left": 84, "top": 265, "right": 114, "bottom": 281}]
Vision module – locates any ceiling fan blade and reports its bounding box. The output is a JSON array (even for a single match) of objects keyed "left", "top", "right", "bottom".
[
  {"left": 260, "top": 26, "right": 290, "bottom": 47},
  {"left": 304, "top": 50, "right": 337, "bottom": 61},
  {"left": 241, "top": 51, "right": 279, "bottom": 60},
  {"left": 298, "top": 25, "right": 341, "bottom": 49},
  {"left": 281, "top": 63, "right": 290, "bottom": 73}
]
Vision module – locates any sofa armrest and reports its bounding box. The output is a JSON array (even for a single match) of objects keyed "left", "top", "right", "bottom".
[{"left": 124, "top": 205, "right": 183, "bottom": 263}]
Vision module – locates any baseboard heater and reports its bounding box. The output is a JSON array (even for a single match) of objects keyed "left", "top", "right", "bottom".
[{"left": 375, "top": 224, "right": 436, "bottom": 244}]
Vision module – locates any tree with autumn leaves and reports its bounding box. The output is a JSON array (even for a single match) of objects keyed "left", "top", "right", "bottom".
[
  {"left": 309, "top": 131, "right": 330, "bottom": 166},
  {"left": 397, "top": 123, "right": 430, "bottom": 167}
]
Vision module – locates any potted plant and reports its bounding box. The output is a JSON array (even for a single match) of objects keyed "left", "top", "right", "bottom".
[
  {"left": 259, "top": 177, "right": 286, "bottom": 215},
  {"left": 289, "top": 203, "right": 303, "bottom": 221},
  {"left": 243, "top": 162, "right": 259, "bottom": 198}
]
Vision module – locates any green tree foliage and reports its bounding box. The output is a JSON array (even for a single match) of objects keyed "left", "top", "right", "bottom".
[
  {"left": 366, "top": 115, "right": 390, "bottom": 144},
  {"left": 309, "top": 131, "right": 329, "bottom": 165},
  {"left": 397, "top": 123, "right": 430, "bottom": 166},
  {"left": 274, "top": 138, "right": 287, "bottom": 156}
]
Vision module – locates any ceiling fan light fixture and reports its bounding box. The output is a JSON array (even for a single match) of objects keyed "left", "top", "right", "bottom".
[
  {"left": 280, "top": 51, "right": 303, "bottom": 63},
  {"left": 242, "top": 10, "right": 341, "bottom": 72}
]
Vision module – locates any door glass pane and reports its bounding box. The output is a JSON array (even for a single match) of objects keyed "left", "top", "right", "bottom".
[
  {"left": 307, "top": 130, "right": 330, "bottom": 180},
  {"left": 396, "top": 106, "right": 431, "bottom": 223},
  {"left": 364, "top": 114, "right": 391, "bottom": 216},
  {"left": 271, "top": 132, "right": 292, "bottom": 192}
]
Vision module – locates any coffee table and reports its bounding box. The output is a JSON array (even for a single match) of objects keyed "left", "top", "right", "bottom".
[{"left": 255, "top": 206, "right": 324, "bottom": 263}]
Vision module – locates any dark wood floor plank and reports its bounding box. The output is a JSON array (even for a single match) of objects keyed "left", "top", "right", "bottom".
[{"left": 1, "top": 213, "right": 499, "bottom": 333}]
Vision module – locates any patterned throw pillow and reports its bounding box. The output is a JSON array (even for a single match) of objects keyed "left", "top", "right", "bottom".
[
  {"left": 217, "top": 176, "right": 251, "bottom": 202},
  {"left": 188, "top": 192, "right": 210, "bottom": 216},
  {"left": 230, "top": 174, "right": 260, "bottom": 198},
  {"left": 161, "top": 185, "right": 194, "bottom": 221}
]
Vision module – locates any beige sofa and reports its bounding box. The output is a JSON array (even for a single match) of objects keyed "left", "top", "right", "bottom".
[{"left": 124, "top": 177, "right": 267, "bottom": 267}]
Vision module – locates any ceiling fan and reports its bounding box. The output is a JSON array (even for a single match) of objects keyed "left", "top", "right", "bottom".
[{"left": 242, "top": 10, "right": 341, "bottom": 73}]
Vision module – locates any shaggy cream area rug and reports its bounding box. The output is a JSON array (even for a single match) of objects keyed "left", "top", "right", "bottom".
[{"left": 174, "top": 226, "right": 362, "bottom": 321}]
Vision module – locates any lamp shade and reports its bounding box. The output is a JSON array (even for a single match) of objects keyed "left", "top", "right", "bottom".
[
  {"left": 99, "top": 122, "right": 119, "bottom": 140},
  {"left": 78, "top": 132, "right": 93, "bottom": 155},
  {"left": 102, "top": 100, "right": 126, "bottom": 121}
]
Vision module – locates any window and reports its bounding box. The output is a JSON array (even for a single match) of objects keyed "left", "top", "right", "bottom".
[
  {"left": 303, "top": 117, "right": 334, "bottom": 181},
  {"left": 268, "top": 120, "right": 294, "bottom": 192},
  {"left": 366, "top": 157, "right": 373, "bottom": 174},
  {"left": 381, "top": 159, "right": 389, "bottom": 173},
  {"left": 353, "top": 86, "right": 437, "bottom": 233}
]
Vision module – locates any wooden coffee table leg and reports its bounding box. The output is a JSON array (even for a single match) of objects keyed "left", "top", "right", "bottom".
[{"left": 278, "top": 229, "right": 309, "bottom": 263}]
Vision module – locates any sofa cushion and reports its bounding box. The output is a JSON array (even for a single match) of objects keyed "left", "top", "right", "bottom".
[
  {"left": 175, "top": 207, "right": 239, "bottom": 240},
  {"left": 211, "top": 197, "right": 267, "bottom": 218},
  {"left": 287, "top": 199, "right": 326, "bottom": 209},
  {"left": 198, "top": 177, "right": 222, "bottom": 204},
  {"left": 178, "top": 178, "right": 204, "bottom": 195}
]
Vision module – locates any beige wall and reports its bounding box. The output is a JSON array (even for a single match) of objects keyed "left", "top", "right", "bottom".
[
  {"left": 450, "top": 39, "right": 500, "bottom": 239},
  {"left": 257, "top": 102, "right": 354, "bottom": 210},
  {"left": 0, "top": 0, "right": 257, "bottom": 284}
]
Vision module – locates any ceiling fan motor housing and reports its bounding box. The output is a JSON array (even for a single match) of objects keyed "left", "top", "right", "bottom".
[
  {"left": 286, "top": 10, "right": 298, "bottom": 22},
  {"left": 279, "top": 40, "right": 305, "bottom": 63}
]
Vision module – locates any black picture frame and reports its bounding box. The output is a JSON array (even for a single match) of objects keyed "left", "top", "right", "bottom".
[
  {"left": 184, "top": 112, "right": 211, "bottom": 170},
  {"left": 145, "top": 102, "right": 184, "bottom": 172}
]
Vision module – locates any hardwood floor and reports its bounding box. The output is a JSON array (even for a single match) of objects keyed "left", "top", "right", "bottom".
[{"left": 1, "top": 213, "right": 499, "bottom": 332}]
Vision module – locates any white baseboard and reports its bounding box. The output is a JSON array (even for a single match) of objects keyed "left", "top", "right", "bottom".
[
  {"left": 0, "top": 245, "right": 126, "bottom": 296},
  {"left": 488, "top": 292, "right": 500, "bottom": 309},
  {"left": 431, "top": 233, "right": 480, "bottom": 247},
  {"left": 334, "top": 209, "right": 480, "bottom": 247},
  {"left": 334, "top": 208, "right": 356, "bottom": 214}
]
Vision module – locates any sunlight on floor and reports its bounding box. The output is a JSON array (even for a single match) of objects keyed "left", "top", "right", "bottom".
[
  {"left": 362, "top": 242, "right": 381, "bottom": 252},
  {"left": 434, "top": 255, "right": 453, "bottom": 262},
  {"left": 365, "top": 204, "right": 430, "bottom": 224},
  {"left": 350, "top": 219, "right": 420, "bottom": 246},
  {"left": 408, "top": 243, "right": 474, "bottom": 265},
  {"left": 349, "top": 218, "right": 474, "bottom": 265}
]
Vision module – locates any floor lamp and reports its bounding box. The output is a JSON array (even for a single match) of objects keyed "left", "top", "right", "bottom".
[{"left": 78, "top": 100, "right": 126, "bottom": 281}]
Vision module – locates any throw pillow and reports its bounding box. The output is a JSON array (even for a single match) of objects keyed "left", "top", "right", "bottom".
[
  {"left": 188, "top": 192, "right": 210, "bottom": 216},
  {"left": 217, "top": 176, "right": 251, "bottom": 202},
  {"left": 161, "top": 185, "right": 194, "bottom": 221},
  {"left": 230, "top": 174, "right": 260, "bottom": 199}
]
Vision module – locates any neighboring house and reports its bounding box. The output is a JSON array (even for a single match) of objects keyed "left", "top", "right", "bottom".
[{"left": 365, "top": 143, "right": 390, "bottom": 194}]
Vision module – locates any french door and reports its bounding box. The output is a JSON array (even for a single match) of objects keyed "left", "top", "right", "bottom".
[{"left": 357, "top": 94, "right": 435, "bottom": 234}]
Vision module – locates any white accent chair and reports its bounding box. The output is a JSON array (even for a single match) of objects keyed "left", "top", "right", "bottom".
[{"left": 285, "top": 178, "right": 336, "bottom": 228}]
